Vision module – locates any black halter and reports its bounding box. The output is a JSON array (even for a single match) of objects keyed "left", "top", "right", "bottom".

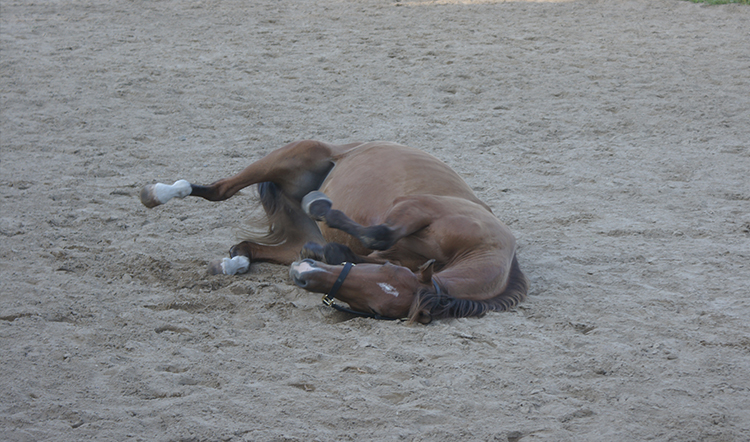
[
  {"left": 321, "top": 262, "right": 403, "bottom": 321},
  {"left": 321, "top": 261, "right": 355, "bottom": 308}
]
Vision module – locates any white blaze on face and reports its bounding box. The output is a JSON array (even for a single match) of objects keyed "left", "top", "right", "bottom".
[{"left": 377, "top": 282, "right": 400, "bottom": 298}]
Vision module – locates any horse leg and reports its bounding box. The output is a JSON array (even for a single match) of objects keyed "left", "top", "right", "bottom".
[
  {"left": 299, "top": 241, "right": 390, "bottom": 265},
  {"left": 208, "top": 238, "right": 311, "bottom": 275},
  {"left": 301, "top": 191, "right": 389, "bottom": 248},
  {"left": 301, "top": 192, "right": 435, "bottom": 251},
  {"left": 140, "top": 140, "right": 359, "bottom": 275},
  {"left": 140, "top": 140, "right": 353, "bottom": 208},
  {"left": 209, "top": 193, "right": 328, "bottom": 275}
]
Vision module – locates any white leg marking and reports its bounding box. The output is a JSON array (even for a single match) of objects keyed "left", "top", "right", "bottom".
[
  {"left": 377, "top": 282, "right": 400, "bottom": 298},
  {"left": 153, "top": 180, "right": 192, "bottom": 205},
  {"left": 221, "top": 255, "right": 250, "bottom": 275}
]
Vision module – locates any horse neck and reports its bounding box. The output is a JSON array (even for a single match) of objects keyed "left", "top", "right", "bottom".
[{"left": 433, "top": 250, "right": 513, "bottom": 301}]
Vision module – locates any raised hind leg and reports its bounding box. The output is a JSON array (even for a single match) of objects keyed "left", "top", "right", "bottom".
[{"left": 140, "top": 140, "right": 362, "bottom": 208}]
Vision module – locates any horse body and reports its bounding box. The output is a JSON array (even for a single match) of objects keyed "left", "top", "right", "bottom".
[
  {"left": 318, "top": 142, "right": 486, "bottom": 252},
  {"left": 140, "top": 140, "right": 527, "bottom": 323}
]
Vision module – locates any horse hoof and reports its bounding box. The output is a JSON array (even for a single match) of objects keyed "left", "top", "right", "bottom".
[
  {"left": 301, "top": 191, "right": 332, "bottom": 221},
  {"left": 207, "top": 260, "right": 225, "bottom": 275},
  {"left": 140, "top": 184, "right": 161, "bottom": 208},
  {"left": 221, "top": 255, "right": 250, "bottom": 275},
  {"left": 416, "top": 310, "right": 433, "bottom": 325},
  {"left": 299, "top": 242, "right": 325, "bottom": 262}
]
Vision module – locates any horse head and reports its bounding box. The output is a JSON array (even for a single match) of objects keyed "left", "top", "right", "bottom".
[{"left": 289, "top": 259, "right": 437, "bottom": 323}]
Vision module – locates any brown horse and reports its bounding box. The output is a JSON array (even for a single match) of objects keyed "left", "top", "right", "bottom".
[{"left": 140, "top": 140, "right": 527, "bottom": 323}]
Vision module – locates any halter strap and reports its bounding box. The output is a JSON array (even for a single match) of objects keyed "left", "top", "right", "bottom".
[
  {"left": 322, "top": 261, "right": 354, "bottom": 307},
  {"left": 320, "top": 262, "right": 403, "bottom": 321}
]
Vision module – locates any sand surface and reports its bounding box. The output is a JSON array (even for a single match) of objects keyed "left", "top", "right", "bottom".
[{"left": 2, "top": 0, "right": 750, "bottom": 440}]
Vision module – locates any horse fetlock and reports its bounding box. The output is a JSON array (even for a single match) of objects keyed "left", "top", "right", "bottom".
[
  {"left": 301, "top": 191, "right": 332, "bottom": 221},
  {"left": 229, "top": 242, "right": 253, "bottom": 260}
]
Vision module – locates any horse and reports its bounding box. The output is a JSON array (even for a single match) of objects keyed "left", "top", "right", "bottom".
[{"left": 140, "top": 140, "right": 528, "bottom": 323}]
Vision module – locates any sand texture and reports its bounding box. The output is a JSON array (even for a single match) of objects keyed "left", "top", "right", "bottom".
[{"left": 2, "top": 0, "right": 749, "bottom": 440}]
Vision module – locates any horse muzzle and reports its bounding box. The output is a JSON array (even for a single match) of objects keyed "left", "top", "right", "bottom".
[{"left": 289, "top": 259, "right": 323, "bottom": 288}]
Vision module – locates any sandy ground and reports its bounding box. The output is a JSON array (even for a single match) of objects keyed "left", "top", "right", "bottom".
[{"left": 2, "top": 0, "right": 749, "bottom": 440}]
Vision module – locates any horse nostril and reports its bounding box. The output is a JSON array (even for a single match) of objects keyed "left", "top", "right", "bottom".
[
  {"left": 290, "top": 261, "right": 312, "bottom": 288},
  {"left": 289, "top": 267, "right": 307, "bottom": 287}
]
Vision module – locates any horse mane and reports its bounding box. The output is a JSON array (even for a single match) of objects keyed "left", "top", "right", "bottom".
[
  {"left": 408, "top": 255, "right": 528, "bottom": 324},
  {"left": 236, "top": 182, "right": 301, "bottom": 246}
]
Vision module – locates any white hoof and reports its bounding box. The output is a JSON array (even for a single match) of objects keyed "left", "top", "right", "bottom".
[
  {"left": 221, "top": 255, "right": 250, "bottom": 275},
  {"left": 207, "top": 260, "right": 225, "bottom": 275},
  {"left": 140, "top": 184, "right": 161, "bottom": 208},
  {"left": 301, "top": 191, "right": 332, "bottom": 221}
]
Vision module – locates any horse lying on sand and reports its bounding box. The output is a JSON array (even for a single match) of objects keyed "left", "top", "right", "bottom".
[{"left": 140, "top": 140, "right": 528, "bottom": 323}]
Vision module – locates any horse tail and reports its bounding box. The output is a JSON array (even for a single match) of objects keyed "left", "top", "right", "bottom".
[
  {"left": 408, "top": 255, "right": 528, "bottom": 324},
  {"left": 236, "top": 181, "right": 303, "bottom": 246}
]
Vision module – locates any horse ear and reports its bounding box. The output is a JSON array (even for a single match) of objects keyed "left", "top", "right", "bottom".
[{"left": 417, "top": 259, "right": 436, "bottom": 284}]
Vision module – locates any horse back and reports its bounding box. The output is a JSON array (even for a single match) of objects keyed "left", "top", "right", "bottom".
[{"left": 322, "top": 142, "right": 487, "bottom": 225}]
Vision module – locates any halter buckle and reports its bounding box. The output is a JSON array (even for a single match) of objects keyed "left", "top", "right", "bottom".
[{"left": 321, "top": 262, "right": 354, "bottom": 308}]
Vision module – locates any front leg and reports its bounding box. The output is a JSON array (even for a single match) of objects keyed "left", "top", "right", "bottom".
[
  {"left": 301, "top": 191, "right": 430, "bottom": 251},
  {"left": 302, "top": 191, "right": 396, "bottom": 250},
  {"left": 327, "top": 212, "right": 396, "bottom": 250},
  {"left": 300, "top": 241, "right": 391, "bottom": 265}
]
